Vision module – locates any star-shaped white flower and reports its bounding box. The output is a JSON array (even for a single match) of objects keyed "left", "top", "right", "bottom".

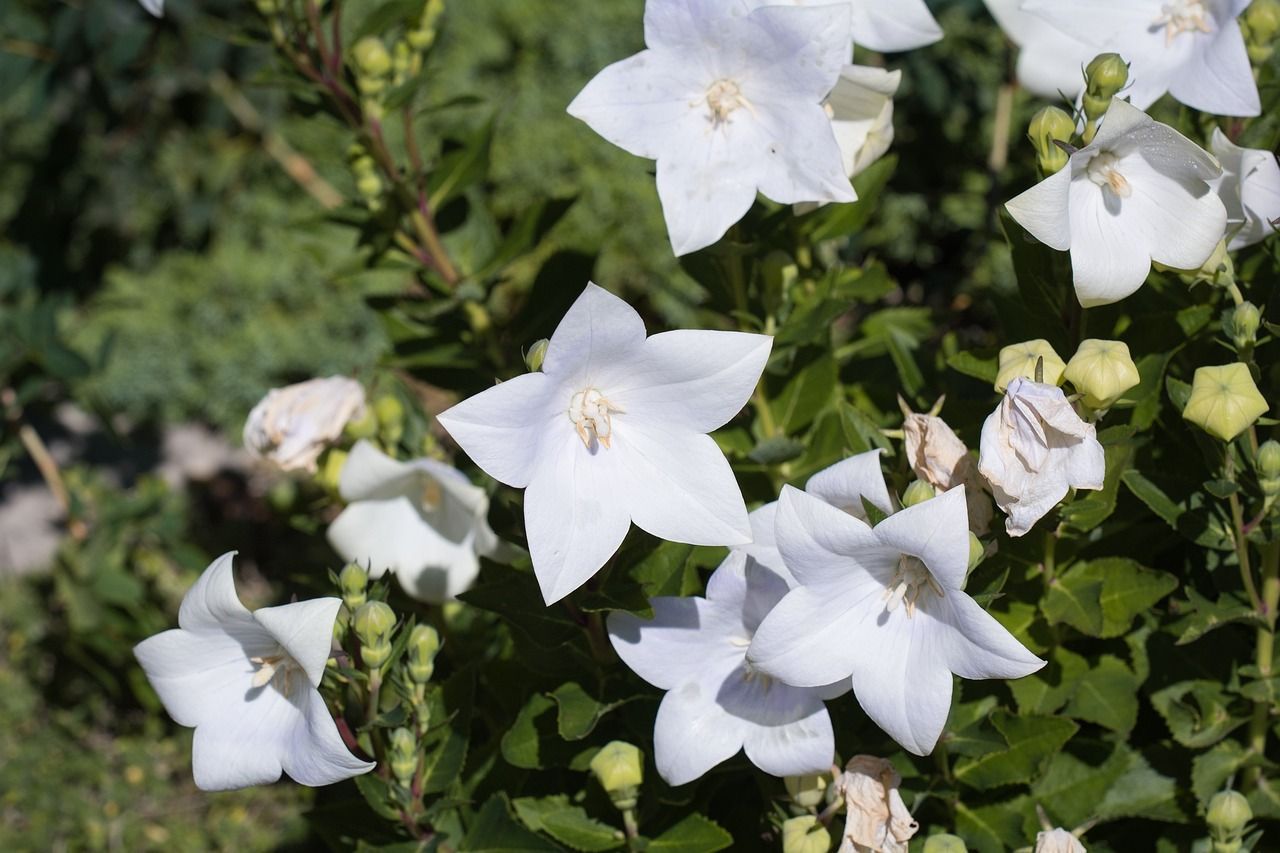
[
  {"left": 978, "top": 378, "right": 1106, "bottom": 537},
  {"left": 133, "top": 553, "right": 375, "bottom": 791},
  {"left": 747, "top": 485, "right": 1044, "bottom": 755},
  {"left": 436, "top": 284, "right": 771, "bottom": 604},
  {"left": 608, "top": 551, "right": 837, "bottom": 785},
  {"left": 982, "top": 0, "right": 1093, "bottom": 98},
  {"left": 567, "top": 0, "right": 856, "bottom": 256},
  {"left": 1005, "top": 98, "right": 1226, "bottom": 306},
  {"left": 1209, "top": 128, "right": 1280, "bottom": 250},
  {"left": 326, "top": 440, "right": 500, "bottom": 603},
  {"left": 745, "top": 0, "right": 943, "bottom": 53},
  {"left": 1023, "top": 0, "right": 1260, "bottom": 117}
]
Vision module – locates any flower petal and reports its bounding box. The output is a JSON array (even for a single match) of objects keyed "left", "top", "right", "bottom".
[
  {"left": 849, "top": 0, "right": 943, "bottom": 52},
  {"left": 254, "top": 597, "right": 342, "bottom": 688},
  {"left": 747, "top": 583, "right": 875, "bottom": 687},
  {"left": 737, "top": 4, "right": 852, "bottom": 103},
  {"left": 750, "top": 103, "right": 858, "bottom": 207},
  {"left": 705, "top": 550, "right": 791, "bottom": 632},
  {"left": 735, "top": 687, "right": 834, "bottom": 778},
  {"left": 436, "top": 371, "right": 558, "bottom": 489},
  {"left": 178, "top": 552, "right": 256, "bottom": 634},
  {"left": 774, "top": 486, "right": 894, "bottom": 588},
  {"left": 542, "top": 283, "right": 649, "bottom": 385},
  {"left": 1120, "top": 155, "right": 1227, "bottom": 272},
  {"left": 1167, "top": 24, "right": 1260, "bottom": 117},
  {"left": 327, "top": 495, "right": 471, "bottom": 594},
  {"left": 736, "top": 502, "right": 792, "bottom": 585},
  {"left": 655, "top": 139, "right": 762, "bottom": 256},
  {"left": 281, "top": 689, "right": 376, "bottom": 786},
  {"left": 1005, "top": 165, "right": 1072, "bottom": 252},
  {"left": 804, "top": 450, "right": 893, "bottom": 521},
  {"left": 190, "top": 687, "right": 298, "bottom": 791},
  {"left": 1066, "top": 182, "right": 1154, "bottom": 307},
  {"left": 653, "top": 680, "right": 750, "bottom": 785},
  {"left": 872, "top": 486, "right": 971, "bottom": 592},
  {"left": 134, "top": 629, "right": 260, "bottom": 728},
  {"left": 608, "top": 596, "right": 743, "bottom": 692},
  {"left": 933, "top": 593, "right": 1045, "bottom": 680}
]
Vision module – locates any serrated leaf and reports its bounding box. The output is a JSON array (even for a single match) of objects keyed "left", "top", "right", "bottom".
[
  {"left": 1150, "top": 680, "right": 1247, "bottom": 749},
  {"left": 1191, "top": 739, "right": 1250, "bottom": 810},
  {"left": 1009, "top": 646, "right": 1089, "bottom": 716},
  {"left": 513, "top": 796, "right": 622, "bottom": 851},
  {"left": 955, "top": 795, "right": 1033, "bottom": 853},
  {"left": 422, "top": 667, "right": 474, "bottom": 794},
  {"left": 1058, "top": 430, "right": 1134, "bottom": 531},
  {"left": 1043, "top": 572, "right": 1104, "bottom": 636},
  {"left": 463, "top": 794, "right": 561, "bottom": 852},
  {"left": 946, "top": 349, "right": 999, "bottom": 385},
  {"left": 1122, "top": 469, "right": 1183, "bottom": 528},
  {"left": 772, "top": 354, "right": 838, "bottom": 433},
  {"left": 648, "top": 814, "right": 733, "bottom": 853},
  {"left": 1063, "top": 655, "right": 1139, "bottom": 732},
  {"left": 953, "top": 711, "right": 1078, "bottom": 790},
  {"left": 1044, "top": 559, "right": 1177, "bottom": 639},
  {"left": 1095, "top": 746, "right": 1184, "bottom": 823},
  {"left": 549, "top": 682, "right": 629, "bottom": 741},
  {"left": 353, "top": 772, "right": 403, "bottom": 822},
  {"left": 1170, "top": 588, "right": 1267, "bottom": 645},
  {"left": 630, "top": 541, "right": 698, "bottom": 599}
]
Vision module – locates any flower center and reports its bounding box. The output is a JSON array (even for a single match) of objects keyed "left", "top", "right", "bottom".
[
  {"left": 250, "top": 652, "right": 301, "bottom": 694},
  {"left": 704, "top": 79, "right": 753, "bottom": 127},
  {"left": 1154, "top": 0, "right": 1213, "bottom": 44},
  {"left": 1086, "top": 152, "right": 1133, "bottom": 199},
  {"left": 882, "top": 555, "right": 943, "bottom": 618},
  {"left": 568, "top": 387, "right": 624, "bottom": 449}
]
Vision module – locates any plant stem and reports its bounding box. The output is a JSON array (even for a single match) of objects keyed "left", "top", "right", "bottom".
[
  {"left": 622, "top": 808, "right": 640, "bottom": 850},
  {"left": 1228, "top": 451, "right": 1263, "bottom": 611},
  {"left": 1245, "top": 541, "right": 1280, "bottom": 790}
]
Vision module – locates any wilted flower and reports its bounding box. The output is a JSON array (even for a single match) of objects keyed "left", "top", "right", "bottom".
[
  {"left": 437, "top": 284, "right": 770, "bottom": 604},
  {"left": 902, "top": 406, "right": 993, "bottom": 533},
  {"left": 1005, "top": 99, "right": 1226, "bottom": 307},
  {"left": 567, "top": 0, "right": 855, "bottom": 256},
  {"left": 243, "top": 376, "right": 367, "bottom": 473},
  {"left": 835, "top": 755, "right": 919, "bottom": 853},
  {"left": 982, "top": 0, "right": 1092, "bottom": 99},
  {"left": 1035, "top": 828, "right": 1086, "bottom": 853},
  {"left": 609, "top": 552, "right": 838, "bottom": 785},
  {"left": 326, "top": 440, "right": 499, "bottom": 603},
  {"left": 748, "top": 486, "right": 1044, "bottom": 755},
  {"left": 1209, "top": 128, "right": 1280, "bottom": 250},
  {"left": 133, "top": 553, "right": 374, "bottom": 790},
  {"left": 1063, "top": 338, "right": 1141, "bottom": 408},
  {"left": 1182, "top": 363, "right": 1270, "bottom": 441},
  {"left": 996, "top": 340, "right": 1066, "bottom": 392},
  {"left": 979, "top": 378, "right": 1106, "bottom": 536},
  {"left": 1023, "top": 0, "right": 1261, "bottom": 116}
]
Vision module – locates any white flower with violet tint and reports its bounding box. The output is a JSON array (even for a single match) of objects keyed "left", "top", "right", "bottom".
[
  {"left": 981, "top": 0, "right": 1093, "bottom": 99},
  {"left": 748, "top": 485, "right": 1044, "bottom": 755},
  {"left": 1023, "top": 0, "right": 1260, "bottom": 116},
  {"left": 133, "top": 553, "right": 374, "bottom": 791},
  {"left": 1209, "top": 128, "right": 1280, "bottom": 250},
  {"left": 834, "top": 755, "right": 919, "bottom": 853},
  {"left": 243, "top": 376, "right": 367, "bottom": 473},
  {"left": 1036, "top": 828, "right": 1087, "bottom": 853},
  {"left": 566, "top": 0, "right": 856, "bottom": 256},
  {"left": 139, "top": 0, "right": 163, "bottom": 16},
  {"left": 608, "top": 552, "right": 836, "bottom": 785},
  {"left": 1005, "top": 99, "right": 1226, "bottom": 307},
  {"left": 744, "top": 0, "right": 943, "bottom": 52},
  {"left": 326, "top": 440, "right": 500, "bottom": 603},
  {"left": 978, "top": 378, "right": 1105, "bottom": 537},
  {"left": 436, "top": 284, "right": 771, "bottom": 604}
]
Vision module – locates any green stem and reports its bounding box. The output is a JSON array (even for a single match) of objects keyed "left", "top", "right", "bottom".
[
  {"left": 1228, "top": 451, "right": 1263, "bottom": 611},
  {"left": 1245, "top": 541, "right": 1280, "bottom": 790},
  {"left": 622, "top": 808, "right": 640, "bottom": 851}
]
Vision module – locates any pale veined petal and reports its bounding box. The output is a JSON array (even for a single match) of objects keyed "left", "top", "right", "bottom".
[
  {"left": 133, "top": 630, "right": 262, "bottom": 728},
  {"left": 1066, "top": 180, "right": 1154, "bottom": 307},
  {"left": 653, "top": 679, "right": 751, "bottom": 786},
  {"left": 1167, "top": 22, "right": 1260, "bottom": 117},
  {"left": 436, "top": 371, "right": 559, "bottom": 489},
  {"left": 282, "top": 689, "right": 376, "bottom": 786},
  {"left": 1005, "top": 165, "right": 1073, "bottom": 252},
  {"left": 177, "top": 552, "right": 254, "bottom": 634},
  {"left": 1119, "top": 155, "right": 1227, "bottom": 272},
  {"left": 804, "top": 450, "right": 893, "bottom": 521},
  {"left": 848, "top": 0, "right": 943, "bottom": 52},
  {"left": 773, "top": 486, "right": 894, "bottom": 588},
  {"left": 871, "top": 486, "right": 970, "bottom": 592},
  {"left": 932, "top": 593, "right": 1045, "bottom": 681},
  {"left": 541, "top": 283, "right": 649, "bottom": 385},
  {"left": 608, "top": 596, "right": 744, "bottom": 692},
  {"left": 748, "top": 582, "right": 881, "bottom": 688},
  {"left": 254, "top": 597, "right": 342, "bottom": 688}
]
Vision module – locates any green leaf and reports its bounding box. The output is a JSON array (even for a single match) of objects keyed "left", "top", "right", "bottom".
[
  {"left": 1121, "top": 470, "right": 1184, "bottom": 529},
  {"left": 953, "top": 711, "right": 1078, "bottom": 790},
  {"left": 955, "top": 796, "right": 1033, "bottom": 853},
  {"left": 1191, "top": 740, "right": 1250, "bottom": 810},
  {"left": 353, "top": 772, "right": 403, "bottom": 822},
  {"left": 549, "top": 682, "right": 628, "bottom": 741},
  {"left": 513, "top": 796, "right": 623, "bottom": 852},
  {"left": 946, "top": 349, "right": 999, "bottom": 385},
  {"left": 463, "top": 794, "right": 562, "bottom": 852},
  {"left": 1043, "top": 559, "right": 1177, "bottom": 639},
  {"left": 1042, "top": 572, "right": 1104, "bottom": 636},
  {"left": 1094, "top": 745, "right": 1184, "bottom": 823},
  {"left": 501, "top": 694, "right": 555, "bottom": 770},
  {"left": 629, "top": 541, "right": 698, "bottom": 599},
  {"left": 647, "top": 814, "right": 733, "bottom": 853},
  {"left": 748, "top": 435, "right": 806, "bottom": 465},
  {"left": 1169, "top": 588, "right": 1265, "bottom": 645},
  {"left": 772, "top": 354, "right": 838, "bottom": 433},
  {"left": 838, "top": 402, "right": 893, "bottom": 455},
  {"left": 1150, "top": 680, "right": 1248, "bottom": 749},
  {"left": 1058, "top": 428, "right": 1134, "bottom": 531},
  {"left": 1063, "top": 655, "right": 1140, "bottom": 732},
  {"left": 458, "top": 568, "right": 580, "bottom": 647},
  {"left": 422, "top": 667, "right": 475, "bottom": 794},
  {"left": 1009, "top": 646, "right": 1089, "bottom": 716}
]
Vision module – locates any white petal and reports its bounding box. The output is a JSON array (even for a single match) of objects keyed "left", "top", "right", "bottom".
[
  {"left": 655, "top": 137, "right": 764, "bottom": 256},
  {"left": 706, "top": 550, "right": 792, "bottom": 632},
  {"left": 751, "top": 103, "right": 858, "bottom": 207},
  {"left": 748, "top": 583, "right": 876, "bottom": 687},
  {"left": 254, "top": 598, "right": 342, "bottom": 688},
  {"left": 608, "top": 596, "right": 744, "bottom": 691},
  {"left": 190, "top": 686, "right": 298, "bottom": 790},
  {"left": 736, "top": 502, "right": 792, "bottom": 585},
  {"left": 618, "top": 427, "right": 752, "bottom": 547},
  {"left": 731, "top": 683, "right": 834, "bottom": 777},
  {"left": 542, "top": 283, "right": 649, "bottom": 384},
  {"left": 1005, "top": 166, "right": 1073, "bottom": 252},
  {"left": 983, "top": 0, "right": 1089, "bottom": 98},
  {"left": 178, "top": 552, "right": 255, "bottom": 634},
  {"left": 1118, "top": 158, "right": 1226, "bottom": 271},
  {"left": 524, "top": 428, "right": 632, "bottom": 604},
  {"left": 614, "top": 330, "right": 772, "bottom": 434},
  {"left": 849, "top": 0, "right": 943, "bottom": 52},
  {"left": 281, "top": 689, "right": 376, "bottom": 786},
  {"left": 1066, "top": 182, "right": 1154, "bottom": 307},
  {"left": 804, "top": 450, "right": 893, "bottom": 520},
  {"left": 643, "top": 0, "right": 737, "bottom": 58},
  {"left": 653, "top": 680, "right": 750, "bottom": 785},
  {"left": 872, "top": 486, "right": 971, "bottom": 591},
  {"left": 336, "top": 440, "right": 412, "bottom": 500},
  {"left": 1167, "top": 24, "right": 1260, "bottom": 117},
  {"left": 933, "top": 593, "right": 1045, "bottom": 680},
  {"left": 739, "top": 4, "right": 853, "bottom": 103},
  {"left": 134, "top": 629, "right": 260, "bottom": 728},
  {"left": 436, "top": 371, "right": 558, "bottom": 489},
  {"left": 774, "top": 486, "right": 894, "bottom": 588},
  {"left": 139, "top": 0, "right": 163, "bottom": 16}
]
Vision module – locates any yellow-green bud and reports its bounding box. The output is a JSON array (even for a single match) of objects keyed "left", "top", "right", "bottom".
[
  {"left": 356, "top": 172, "right": 383, "bottom": 201},
  {"left": 1194, "top": 239, "right": 1236, "bottom": 287},
  {"left": 784, "top": 772, "right": 829, "bottom": 810},
  {"left": 317, "top": 448, "right": 348, "bottom": 493},
  {"left": 392, "top": 40, "right": 413, "bottom": 82},
  {"left": 923, "top": 834, "right": 970, "bottom": 853},
  {"left": 1207, "top": 790, "right": 1252, "bottom": 841},
  {"left": 1226, "top": 302, "right": 1261, "bottom": 352},
  {"left": 254, "top": 0, "right": 277, "bottom": 15},
  {"left": 590, "top": 741, "right": 643, "bottom": 809},
  {"left": 353, "top": 601, "right": 396, "bottom": 670},
  {"left": 1083, "top": 53, "right": 1129, "bottom": 120},
  {"left": 1028, "top": 106, "right": 1075, "bottom": 175},
  {"left": 781, "top": 816, "right": 830, "bottom": 853},
  {"left": 995, "top": 340, "right": 1066, "bottom": 393},
  {"left": 1182, "top": 363, "right": 1270, "bottom": 442},
  {"left": 525, "top": 339, "right": 550, "bottom": 372},
  {"left": 350, "top": 153, "right": 377, "bottom": 175},
  {"left": 389, "top": 727, "right": 418, "bottom": 785},
  {"left": 1259, "top": 441, "right": 1280, "bottom": 495},
  {"left": 340, "top": 563, "right": 369, "bottom": 611},
  {"left": 1246, "top": 0, "right": 1280, "bottom": 62},
  {"left": 967, "top": 533, "right": 985, "bottom": 573},
  {"left": 266, "top": 478, "right": 297, "bottom": 513},
  {"left": 344, "top": 405, "right": 378, "bottom": 442},
  {"left": 352, "top": 37, "right": 393, "bottom": 79},
  {"left": 1064, "top": 338, "right": 1141, "bottom": 409},
  {"left": 901, "top": 479, "right": 936, "bottom": 508},
  {"left": 407, "top": 624, "right": 441, "bottom": 684},
  {"left": 375, "top": 394, "right": 405, "bottom": 430}
]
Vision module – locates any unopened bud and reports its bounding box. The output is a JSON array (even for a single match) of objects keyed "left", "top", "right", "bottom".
[
  {"left": 967, "top": 533, "right": 985, "bottom": 573},
  {"left": 590, "top": 741, "right": 643, "bottom": 809},
  {"left": 525, "top": 339, "right": 549, "bottom": 372},
  {"left": 375, "top": 395, "right": 405, "bottom": 444},
  {"left": 352, "top": 37, "right": 392, "bottom": 80},
  {"left": 782, "top": 816, "right": 830, "bottom": 853},
  {"left": 1246, "top": 0, "right": 1280, "bottom": 62},
  {"left": 1195, "top": 239, "right": 1236, "bottom": 286},
  {"left": 1064, "top": 338, "right": 1141, "bottom": 409},
  {"left": 1258, "top": 441, "right": 1280, "bottom": 495},
  {"left": 784, "top": 772, "right": 828, "bottom": 810},
  {"left": 1207, "top": 789, "right": 1252, "bottom": 842},
  {"left": 344, "top": 405, "right": 378, "bottom": 441},
  {"left": 389, "top": 727, "right": 418, "bottom": 785},
  {"left": 317, "top": 448, "right": 348, "bottom": 493},
  {"left": 1083, "top": 53, "right": 1129, "bottom": 121},
  {"left": 356, "top": 172, "right": 383, "bottom": 201},
  {"left": 407, "top": 624, "right": 441, "bottom": 684},
  {"left": 996, "top": 340, "right": 1066, "bottom": 393},
  {"left": 353, "top": 601, "right": 396, "bottom": 670},
  {"left": 1028, "top": 106, "right": 1075, "bottom": 175},
  {"left": 901, "top": 479, "right": 936, "bottom": 508},
  {"left": 254, "top": 0, "right": 277, "bottom": 15},
  {"left": 923, "top": 834, "right": 969, "bottom": 853},
  {"left": 340, "top": 563, "right": 369, "bottom": 611},
  {"left": 1226, "top": 302, "right": 1261, "bottom": 352},
  {"left": 1183, "top": 363, "right": 1270, "bottom": 442}
]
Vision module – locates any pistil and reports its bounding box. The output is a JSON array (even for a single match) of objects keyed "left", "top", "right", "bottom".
[
  {"left": 568, "top": 387, "right": 624, "bottom": 449},
  {"left": 882, "top": 555, "right": 944, "bottom": 618}
]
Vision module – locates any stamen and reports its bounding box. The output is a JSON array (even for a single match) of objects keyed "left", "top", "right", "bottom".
[
  {"left": 1154, "top": 0, "right": 1213, "bottom": 45},
  {"left": 703, "top": 79, "right": 755, "bottom": 128},
  {"left": 882, "top": 555, "right": 943, "bottom": 619},
  {"left": 249, "top": 653, "right": 298, "bottom": 691},
  {"left": 1086, "top": 152, "right": 1134, "bottom": 200},
  {"left": 568, "top": 387, "right": 624, "bottom": 449}
]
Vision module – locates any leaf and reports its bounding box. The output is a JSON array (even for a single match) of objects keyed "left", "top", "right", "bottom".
[
  {"left": 1058, "top": 428, "right": 1134, "bottom": 531},
  {"left": 463, "top": 794, "right": 562, "bottom": 852},
  {"left": 1121, "top": 470, "right": 1184, "bottom": 529},
  {"left": 647, "top": 814, "right": 733, "bottom": 853},
  {"left": 422, "top": 667, "right": 475, "bottom": 794},
  {"left": 458, "top": 568, "right": 581, "bottom": 647},
  {"left": 1009, "top": 646, "right": 1089, "bottom": 716},
  {"left": 549, "top": 682, "right": 629, "bottom": 741},
  {"left": 1191, "top": 740, "right": 1250, "bottom": 810},
  {"left": 1043, "top": 559, "right": 1177, "bottom": 639},
  {"left": 953, "top": 711, "right": 1078, "bottom": 790},
  {"left": 353, "top": 773, "right": 403, "bottom": 822},
  {"left": 1063, "top": 655, "right": 1139, "bottom": 732},
  {"left": 838, "top": 402, "right": 893, "bottom": 455},
  {"left": 501, "top": 694, "right": 555, "bottom": 770},
  {"left": 947, "top": 349, "right": 999, "bottom": 385},
  {"left": 955, "top": 796, "right": 1033, "bottom": 853},
  {"left": 1035, "top": 742, "right": 1183, "bottom": 828},
  {"left": 513, "top": 796, "right": 623, "bottom": 852},
  {"left": 1150, "top": 680, "right": 1248, "bottom": 749},
  {"left": 1169, "top": 588, "right": 1265, "bottom": 645},
  {"left": 772, "top": 354, "right": 838, "bottom": 433},
  {"left": 629, "top": 541, "right": 698, "bottom": 599},
  {"left": 748, "top": 435, "right": 806, "bottom": 465},
  {"left": 1042, "top": 572, "right": 1104, "bottom": 636},
  {"left": 1094, "top": 745, "right": 1185, "bottom": 823}
]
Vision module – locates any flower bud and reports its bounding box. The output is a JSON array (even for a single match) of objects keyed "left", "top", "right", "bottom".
[
  {"left": 356, "top": 172, "right": 383, "bottom": 201},
  {"left": 590, "top": 741, "right": 643, "bottom": 809},
  {"left": 353, "top": 601, "right": 396, "bottom": 670},
  {"left": 1258, "top": 441, "right": 1280, "bottom": 496},
  {"left": 344, "top": 405, "right": 379, "bottom": 441},
  {"left": 995, "top": 340, "right": 1066, "bottom": 393},
  {"left": 389, "top": 727, "right": 418, "bottom": 785},
  {"left": 1207, "top": 789, "right": 1252, "bottom": 842},
  {"left": 1083, "top": 53, "right": 1129, "bottom": 121},
  {"left": 1028, "top": 106, "right": 1075, "bottom": 175},
  {"left": 1064, "top": 338, "right": 1141, "bottom": 409},
  {"left": 901, "top": 479, "right": 936, "bottom": 508},
  {"left": 340, "top": 563, "right": 369, "bottom": 611},
  {"left": 923, "top": 834, "right": 969, "bottom": 853},
  {"left": 1225, "top": 302, "right": 1261, "bottom": 352},
  {"left": 1246, "top": 0, "right": 1280, "bottom": 62},
  {"left": 967, "top": 532, "right": 985, "bottom": 573},
  {"left": 375, "top": 395, "right": 405, "bottom": 444},
  {"left": 784, "top": 772, "right": 829, "bottom": 810},
  {"left": 525, "top": 339, "right": 549, "bottom": 372},
  {"left": 317, "top": 448, "right": 348, "bottom": 493},
  {"left": 782, "top": 816, "right": 830, "bottom": 853},
  {"left": 352, "top": 37, "right": 393, "bottom": 80},
  {"left": 254, "top": 0, "right": 277, "bottom": 15},
  {"left": 1182, "top": 363, "right": 1270, "bottom": 442},
  {"left": 407, "top": 624, "right": 441, "bottom": 684}
]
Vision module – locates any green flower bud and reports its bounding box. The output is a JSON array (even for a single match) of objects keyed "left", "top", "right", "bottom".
[
  {"left": 356, "top": 172, "right": 383, "bottom": 201},
  {"left": 353, "top": 601, "right": 396, "bottom": 670},
  {"left": 784, "top": 772, "right": 829, "bottom": 810},
  {"left": 1246, "top": 0, "right": 1280, "bottom": 62},
  {"left": 375, "top": 395, "right": 405, "bottom": 445},
  {"left": 389, "top": 727, "right": 418, "bottom": 785},
  {"left": 254, "top": 0, "right": 277, "bottom": 15},
  {"left": 782, "top": 816, "right": 830, "bottom": 853},
  {"left": 1028, "top": 106, "right": 1075, "bottom": 175},
  {"left": 317, "top": 448, "right": 348, "bottom": 493},
  {"left": 344, "top": 405, "right": 379, "bottom": 441},
  {"left": 995, "top": 340, "right": 1066, "bottom": 393},
  {"left": 266, "top": 477, "right": 297, "bottom": 513},
  {"left": 1226, "top": 302, "right": 1262, "bottom": 352},
  {"left": 1083, "top": 53, "right": 1129, "bottom": 121},
  {"left": 1182, "top": 363, "right": 1270, "bottom": 442},
  {"left": 923, "top": 834, "right": 970, "bottom": 853},
  {"left": 352, "top": 37, "right": 393, "bottom": 79},
  {"left": 525, "top": 339, "right": 550, "bottom": 372},
  {"left": 901, "top": 479, "right": 936, "bottom": 508},
  {"left": 1258, "top": 441, "right": 1280, "bottom": 496},
  {"left": 407, "top": 624, "right": 441, "bottom": 684},
  {"left": 340, "top": 563, "right": 369, "bottom": 611},
  {"left": 1064, "top": 338, "right": 1141, "bottom": 409},
  {"left": 590, "top": 741, "right": 643, "bottom": 809},
  {"left": 967, "top": 533, "right": 985, "bottom": 573},
  {"left": 1207, "top": 789, "right": 1252, "bottom": 841}
]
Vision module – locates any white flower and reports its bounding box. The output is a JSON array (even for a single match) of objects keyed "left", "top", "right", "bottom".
[
  {"left": 1023, "top": 0, "right": 1260, "bottom": 116},
  {"left": 745, "top": 0, "right": 943, "bottom": 53},
  {"left": 133, "top": 553, "right": 374, "bottom": 791},
  {"left": 978, "top": 378, "right": 1105, "bottom": 537},
  {"left": 326, "top": 440, "right": 500, "bottom": 603},
  {"left": 1005, "top": 98, "right": 1226, "bottom": 306},
  {"left": 829, "top": 66, "right": 901, "bottom": 179},
  {"left": 436, "top": 284, "right": 771, "bottom": 604},
  {"left": 1035, "top": 827, "right": 1087, "bottom": 853},
  {"left": 139, "top": 0, "right": 163, "bottom": 16},
  {"left": 834, "top": 755, "right": 919, "bottom": 853},
  {"left": 608, "top": 551, "right": 836, "bottom": 785},
  {"left": 748, "top": 485, "right": 1044, "bottom": 755},
  {"left": 902, "top": 410, "right": 993, "bottom": 534},
  {"left": 982, "top": 0, "right": 1093, "bottom": 98},
  {"left": 1209, "top": 127, "right": 1280, "bottom": 250},
  {"left": 566, "top": 0, "right": 855, "bottom": 256},
  {"left": 243, "top": 376, "right": 366, "bottom": 473}
]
